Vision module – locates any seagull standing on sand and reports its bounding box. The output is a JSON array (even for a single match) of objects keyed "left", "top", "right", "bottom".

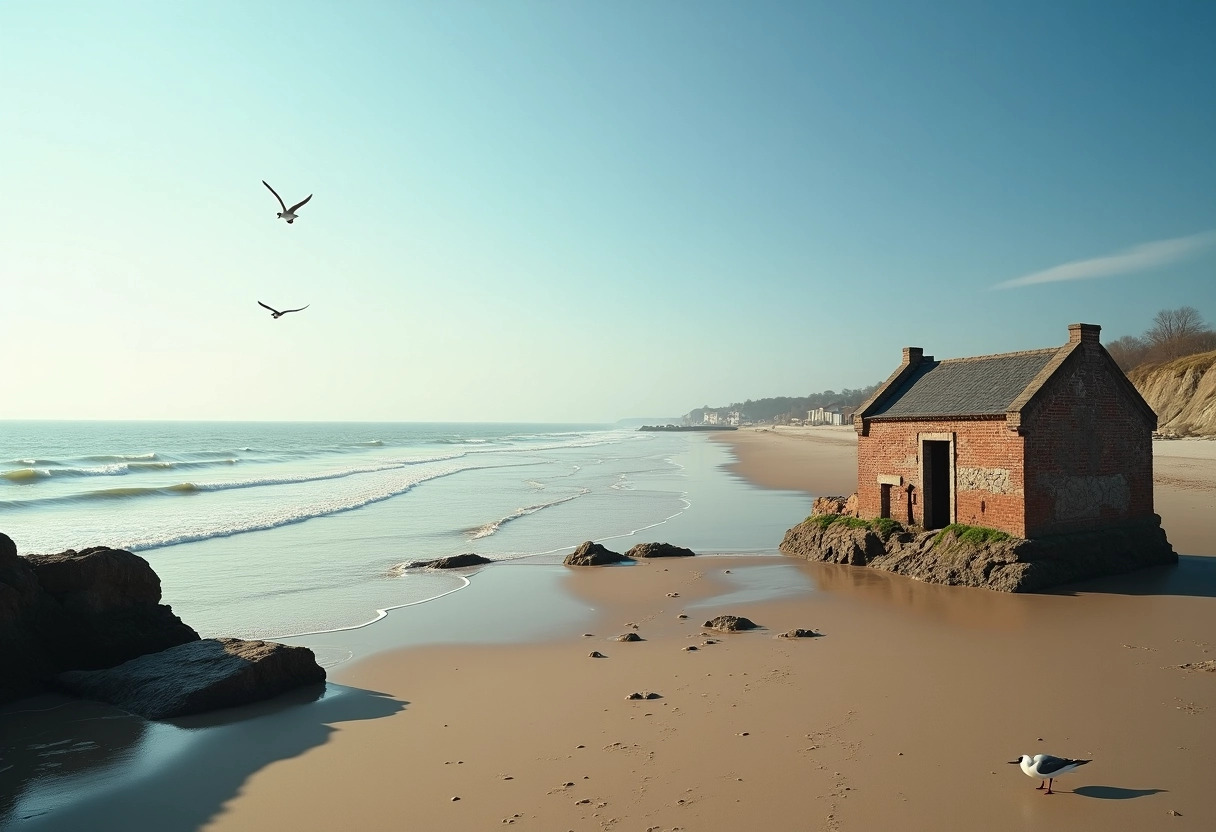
[
  {"left": 258, "top": 301, "right": 309, "bottom": 319},
  {"left": 1009, "top": 754, "right": 1091, "bottom": 794},
  {"left": 261, "top": 180, "right": 313, "bottom": 224}
]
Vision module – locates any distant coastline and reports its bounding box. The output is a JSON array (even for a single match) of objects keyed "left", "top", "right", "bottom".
[{"left": 637, "top": 424, "right": 737, "bottom": 432}]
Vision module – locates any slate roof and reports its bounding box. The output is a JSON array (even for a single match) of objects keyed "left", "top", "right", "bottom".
[{"left": 867, "top": 348, "right": 1059, "bottom": 419}]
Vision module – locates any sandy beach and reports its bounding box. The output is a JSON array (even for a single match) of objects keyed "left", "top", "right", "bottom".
[
  {"left": 210, "top": 430, "right": 1215, "bottom": 831},
  {"left": 5, "top": 429, "right": 1214, "bottom": 832}
]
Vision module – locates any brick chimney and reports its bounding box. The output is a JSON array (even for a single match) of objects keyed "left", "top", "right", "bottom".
[
  {"left": 1068, "top": 323, "right": 1101, "bottom": 344},
  {"left": 901, "top": 347, "right": 924, "bottom": 365}
]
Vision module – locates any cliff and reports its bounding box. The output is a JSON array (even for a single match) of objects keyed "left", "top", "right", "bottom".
[{"left": 1128, "top": 349, "right": 1216, "bottom": 436}]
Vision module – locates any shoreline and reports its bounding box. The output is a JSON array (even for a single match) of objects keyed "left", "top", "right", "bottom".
[{"left": 3, "top": 429, "right": 1214, "bottom": 831}]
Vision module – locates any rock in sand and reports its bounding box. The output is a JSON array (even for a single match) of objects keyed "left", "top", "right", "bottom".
[
  {"left": 563, "top": 541, "right": 629, "bottom": 566},
  {"left": 57, "top": 637, "right": 326, "bottom": 719},
  {"left": 703, "top": 615, "right": 759, "bottom": 632}
]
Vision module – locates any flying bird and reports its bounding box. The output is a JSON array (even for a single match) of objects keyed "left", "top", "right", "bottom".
[
  {"left": 262, "top": 180, "right": 313, "bottom": 224},
  {"left": 1009, "top": 754, "right": 1091, "bottom": 794},
  {"left": 258, "top": 301, "right": 309, "bottom": 319}
]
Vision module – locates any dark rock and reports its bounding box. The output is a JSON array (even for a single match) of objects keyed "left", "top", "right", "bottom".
[
  {"left": 411, "top": 553, "right": 492, "bottom": 569},
  {"left": 588, "top": 651, "right": 606, "bottom": 658},
  {"left": 26, "top": 547, "right": 199, "bottom": 672},
  {"left": 703, "top": 615, "right": 759, "bottom": 632},
  {"left": 778, "top": 629, "right": 821, "bottom": 639},
  {"left": 779, "top": 513, "right": 1177, "bottom": 592},
  {"left": 683, "top": 645, "right": 698, "bottom": 651},
  {"left": 625, "top": 542, "right": 696, "bottom": 559},
  {"left": 1, "top": 538, "right": 199, "bottom": 706},
  {"left": 616, "top": 633, "right": 643, "bottom": 642},
  {"left": 563, "top": 541, "right": 629, "bottom": 566},
  {"left": 57, "top": 637, "right": 326, "bottom": 720},
  {"left": 626, "top": 691, "right": 661, "bottom": 700},
  {"left": 0, "top": 532, "right": 51, "bottom": 703}
]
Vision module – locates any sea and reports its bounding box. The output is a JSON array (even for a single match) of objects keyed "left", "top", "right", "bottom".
[{"left": 0, "top": 422, "right": 811, "bottom": 644}]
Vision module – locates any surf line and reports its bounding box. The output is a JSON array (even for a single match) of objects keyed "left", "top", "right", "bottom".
[{"left": 270, "top": 576, "right": 472, "bottom": 641}]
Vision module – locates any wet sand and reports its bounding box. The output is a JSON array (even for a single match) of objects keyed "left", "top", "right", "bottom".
[
  {"left": 198, "top": 557, "right": 1214, "bottom": 832},
  {"left": 4, "top": 430, "right": 1214, "bottom": 831}
]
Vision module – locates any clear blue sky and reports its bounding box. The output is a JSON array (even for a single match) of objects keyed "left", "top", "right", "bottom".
[{"left": 1, "top": 1, "right": 1213, "bottom": 421}]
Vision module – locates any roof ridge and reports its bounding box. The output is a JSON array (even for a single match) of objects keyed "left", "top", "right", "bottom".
[{"left": 933, "top": 347, "right": 1061, "bottom": 365}]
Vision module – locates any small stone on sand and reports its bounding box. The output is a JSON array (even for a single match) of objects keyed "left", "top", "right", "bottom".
[{"left": 777, "top": 628, "right": 821, "bottom": 639}]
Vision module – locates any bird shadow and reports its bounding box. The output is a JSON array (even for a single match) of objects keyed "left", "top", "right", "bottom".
[{"left": 1072, "top": 785, "right": 1167, "bottom": 800}]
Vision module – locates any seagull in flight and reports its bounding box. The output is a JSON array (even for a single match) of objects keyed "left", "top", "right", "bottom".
[
  {"left": 262, "top": 180, "right": 313, "bottom": 224},
  {"left": 258, "top": 301, "right": 310, "bottom": 319},
  {"left": 1009, "top": 754, "right": 1091, "bottom": 794}
]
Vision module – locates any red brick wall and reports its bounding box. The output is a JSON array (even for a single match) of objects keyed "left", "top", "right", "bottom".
[
  {"left": 1021, "top": 344, "right": 1155, "bottom": 536},
  {"left": 857, "top": 418, "right": 1027, "bottom": 536}
]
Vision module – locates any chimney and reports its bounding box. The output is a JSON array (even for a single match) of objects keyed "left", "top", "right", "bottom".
[
  {"left": 1068, "top": 323, "right": 1101, "bottom": 344},
  {"left": 901, "top": 347, "right": 924, "bottom": 365}
]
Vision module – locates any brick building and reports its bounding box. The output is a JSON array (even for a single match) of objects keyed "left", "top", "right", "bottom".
[{"left": 852, "top": 323, "right": 1157, "bottom": 539}]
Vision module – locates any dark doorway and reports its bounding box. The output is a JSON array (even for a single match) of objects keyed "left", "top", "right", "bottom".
[
  {"left": 922, "top": 440, "right": 952, "bottom": 530},
  {"left": 879, "top": 484, "right": 892, "bottom": 519}
]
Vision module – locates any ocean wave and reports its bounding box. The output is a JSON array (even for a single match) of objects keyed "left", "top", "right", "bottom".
[
  {"left": 123, "top": 465, "right": 472, "bottom": 551},
  {"left": 82, "top": 453, "right": 158, "bottom": 462},
  {"left": 466, "top": 489, "right": 590, "bottom": 540},
  {"left": 2, "top": 468, "right": 52, "bottom": 483},
  {"left": 1, "top": 458, "right": 241, "bottom": 484}
]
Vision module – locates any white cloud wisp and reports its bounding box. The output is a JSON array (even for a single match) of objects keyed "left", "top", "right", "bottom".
[{"left": 994, "top": 230, "right": 1216, "bottom": 290}]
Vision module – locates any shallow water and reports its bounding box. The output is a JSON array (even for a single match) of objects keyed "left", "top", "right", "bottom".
[{"left": 1, "top": 421, "right": 812, "bottom": 638}]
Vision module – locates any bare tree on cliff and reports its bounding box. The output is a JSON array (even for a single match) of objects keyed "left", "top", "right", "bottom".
[
  {"left": 1106, "top": 335, "right": 1151, "bottom": 371},
  {"left": 1145, "top": 306, "right": 1216, "bottom": 361},
  {"left": 1108, "top": 307, "right": 1216, "bottom": 370}
]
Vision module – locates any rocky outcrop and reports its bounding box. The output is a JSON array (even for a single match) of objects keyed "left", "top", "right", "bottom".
[
  {"left": 779, "top": 514, "right": 1177, "bottom": 592},
  {"left": 1, "top": 537, "right": 199, "bottom": 705},
  {"left": 811, "top": 495, "right": 858, "bottom": 517},
  {"left": 1129, "top": 350, "right": 1216, "bottom": 436},
  {"left": 57, "top": 637, "right": 326, "bottom": 720},
  {"left": 411, "top": 553, "right": 493, "bottom": 569},
  {"left": 564, "top": 541, "right": 629, "bottom": 566},
  {"left": 3, "top": 533, "right": 326, "bottom": 716},
  {"left": 624, "top": 542, "right": 696, "bottom": 559},
  {"left": 25, "top": 546, "right": 200, "bottom": 673}
]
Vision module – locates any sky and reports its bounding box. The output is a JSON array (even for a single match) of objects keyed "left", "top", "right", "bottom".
[{"left": 1, "top": 1, "right": 1213, "bottom": 422}]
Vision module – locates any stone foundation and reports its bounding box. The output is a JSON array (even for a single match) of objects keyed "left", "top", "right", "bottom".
[{"left": 779, "top": 512, "right": 1177, "bottom": 592}]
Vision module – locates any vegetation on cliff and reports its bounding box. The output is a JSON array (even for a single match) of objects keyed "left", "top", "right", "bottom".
[{"left": 1106, "top": 306, "right": 1216, "bottom": 370}]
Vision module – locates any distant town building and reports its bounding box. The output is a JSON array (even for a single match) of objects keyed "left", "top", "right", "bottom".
[
  {"left": 852, "top": 324, "right": 1158, "bottom": 538},
  {"left": 807, "top": 407, "right": 846, "bottom": 426},
  {"left": 727, "top": 411, "right": 741, "bottom": 426},
  {"left": 702, "top": 411, "right": 720, "bottom": 426}
]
